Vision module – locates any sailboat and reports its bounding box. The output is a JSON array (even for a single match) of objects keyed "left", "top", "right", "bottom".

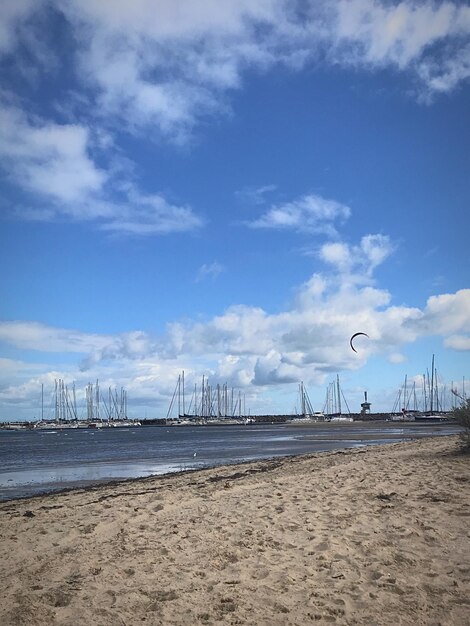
[
  {"left": 292, "top": 381, "right": 324, "bottom": 421},
  {"left": 167, "top": 371, "right": 250, "bottom": 423},
  {"left": 323, "top": 375, "right": 353, "bottom": 421},
  {"left": 390, "top": 355, "right": 450, "bottom": 422},
  {"left": 415, "top": 354, "right": 448, "bottom": 422}
]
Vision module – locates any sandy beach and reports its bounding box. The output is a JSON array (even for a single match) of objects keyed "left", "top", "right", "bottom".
[{"left": 0, "top": 435, "right": 468, "bottom": 625}]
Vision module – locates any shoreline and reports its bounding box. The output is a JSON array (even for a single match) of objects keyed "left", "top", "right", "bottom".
[
  {"left": 0, "top": 425, "right": 459, "bottom": 504},
  {"left": 1, "top": 435, "right": 469, "bottom": 625},
  {"left": 0, "top": 417, "right": 456, "bottom": 431}
]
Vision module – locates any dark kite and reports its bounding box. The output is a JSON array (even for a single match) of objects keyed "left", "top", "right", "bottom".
[{"left": 350, "top": 332, "right": 369, "bottom": 353}]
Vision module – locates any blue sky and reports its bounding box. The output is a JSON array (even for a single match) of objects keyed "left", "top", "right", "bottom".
[{"left": 0, "top": 0, "right": 469, "bottom": 420}]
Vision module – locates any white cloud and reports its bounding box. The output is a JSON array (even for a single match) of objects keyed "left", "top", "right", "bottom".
[
  {"left": 319, "top": 234, "right": 395, "bottom": 279},
  {"left": 97, "top": 186, "right": 204, "bottom": 236},
  {"left": 253, "top": 349, "right": 301, "bottom": 385},
  {"left": 407, "top": 289, "right": 470, "bottom": 335},
  {"left": 0, "top": 358, "right": 45, "bottom": 384},
  {"left": 195, "top": 261, "right": 224, "bottom": 282},
  {"left": 331, "top": 1, "right": 470, "bottom": 100},
  {"left": 0, "top": 2, "right": 468, "bottom": 237},
  {"left": 388, "top": 352, "right": 407, "bottom": 364},
  {"left": 0, "top": 323, "right": 162, "bottom": 381},
  {"left": 417, "top": 42, "right": 470, "bottom": 94},
  {"left": 236, "top": 184, "right": 277, "bottom": 205},
  {"left": 333, "top": 1, "right": 469, "bottom": 67},
  {"left": 62, "top": 0, "right": 278, "bottom": 41},
  {"left": 67, "top": 0, "right": 470, "bottom": 137},
  {"left": 444, "top": 334, "right": 470, "bottom": 351},
  {"left": 60, "top": 0, "right": 279, "bottom": 140},
  {"left": 158, "top": 276, "right": 468, "bottom": 391},
  {"left": 0, "top": 103, "right": 106, "bottom": 203},
  {"left": 249, "top": 193, "right": 351, "bottom": 235},
  {"left": 4, "top": 273, "right": 468, "bottom": 390},
  {"left": 0, "top": 100, "right": 204, "bottom": 235},
  {"left": 0, "top": 0, "right": 40, "bottom": 54},
  {"left": 1, "top": 276, "right": 468, "bottom": 418},
  {"left": 78, "top": 331, "right": 158, "bottom": 371},
  {"left": 2, "top": 1, "right": 467, "bottom": 144},
  {"left": 0, "top": 321, "right": 111, "bottom": 354},
  {"left": 319, "top": 242, "right": 352, "bottom": 272}
]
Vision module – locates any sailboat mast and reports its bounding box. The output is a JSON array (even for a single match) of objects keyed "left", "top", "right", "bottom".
[
  {"left": 96, "top": 380, "right": 100, "bottom": 421},
  {"left": 337, "top": 375, "right": 342, "bottom": 415},
  {"left": 423, "top": 374, "right": 427, "bottom": 412},
  {"left": 73, "top": 383, "right": 77, "bottom": 420},
  {"left": 430, "top": 354, "right": 435, "bottom": 413},
  {"left": 177, "top": 374, "right": 181, "bottom": 417}
]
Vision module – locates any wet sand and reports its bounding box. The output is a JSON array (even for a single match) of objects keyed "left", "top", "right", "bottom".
[{"left": 0, "top": 435, "right": 469, "bottom": 625}]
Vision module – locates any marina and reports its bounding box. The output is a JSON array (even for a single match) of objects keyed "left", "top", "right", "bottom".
[{"left": 1, "top": 359, "right": 460, "bottom": 430}]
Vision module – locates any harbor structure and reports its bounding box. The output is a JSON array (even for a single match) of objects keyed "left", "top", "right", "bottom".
[{"left": 361, "top": 391, "right": 371, "bottom": 415}]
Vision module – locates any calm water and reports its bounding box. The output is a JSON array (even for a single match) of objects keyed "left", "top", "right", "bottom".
[{"left": 0, "top": 422, "right": 459, "bottom": 501}]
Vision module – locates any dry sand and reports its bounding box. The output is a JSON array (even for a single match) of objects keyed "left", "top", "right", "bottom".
[{"left": 0, "top": 435, "right": 469, "bottom": 625}]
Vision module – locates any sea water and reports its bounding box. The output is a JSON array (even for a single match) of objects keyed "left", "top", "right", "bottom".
[{"left": 0, "top": 422, "right": 460, "bottom": 501}]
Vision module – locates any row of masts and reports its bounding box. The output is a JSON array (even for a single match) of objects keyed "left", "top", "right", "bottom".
[
  {"left": 46, "top": 356, "right": 465, "bottom": 422},
  {"left": 85, "top": 381, "right": 128, "bottom": 421},
  {"left": 167, "top": 372, "right": 248, "bottom": 419},
  {"left": 44, "top": 379, "right": 128, "bottom": 422},
  {"left": 322, "top": 375, "right": 351, "bottom": 416},
  {"left": 170, "top": 374, "right": 329, "bottom": 420},
  {"left": 53, "top": 379, "right": 78, "bottom": 421},
  {"left": 392, "top": 355, "right": 466, "bottom": 414},
  {"left": 170, "top": 373, "right": 351, "bottom": 420}
]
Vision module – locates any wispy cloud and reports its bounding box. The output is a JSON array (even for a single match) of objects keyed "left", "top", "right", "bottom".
[
  {"left": 319, "top": 234, "right": 396, "bottom": 279},
  {"left": 0, "top": 0, "right": 40, "bottom": 54},
  {"left": 0, "top": 321, "right": 159, "bottom": 372},
  {"left": 0, "top": 321, "right": 111, "bottom": 354},
  {"left": 1, "top": 1, "right": 468, "bottom": 236},
  {"left": 248, "top": 193, "right": 351, "bottom": 236},
  {"left": 0, "top": 99, "right": 204, "bottom": 235},
  {"left": 0, "top": 102, "right": 106, "bottom": 203},
  {"left": 68, "top": 0, "right": 470, "bottom": 136},
  {"left": 388, "top": 352, "right": 407, "bottom": 364},
  {"left": 236, "top": 184, "right": 277, "bottom": 206},
  {"left": 96, "top": 186, "right": 204, "bottom": 236},
  {"left": 444, "top": 335, "right": 470, "bottom": 351},
  {"left": 2, "top": 2, "right": 469, "bottom": 143},
  {"left": 195, "top": 261, "right": 225, "bottom": 283},
  {"left": 332, "top": 1, "right": 470, "bottom": 95}
]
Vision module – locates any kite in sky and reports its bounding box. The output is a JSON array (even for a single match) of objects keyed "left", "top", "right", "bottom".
[{"left": 350, "top": 332, "right": 369, "bottom": 353}]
